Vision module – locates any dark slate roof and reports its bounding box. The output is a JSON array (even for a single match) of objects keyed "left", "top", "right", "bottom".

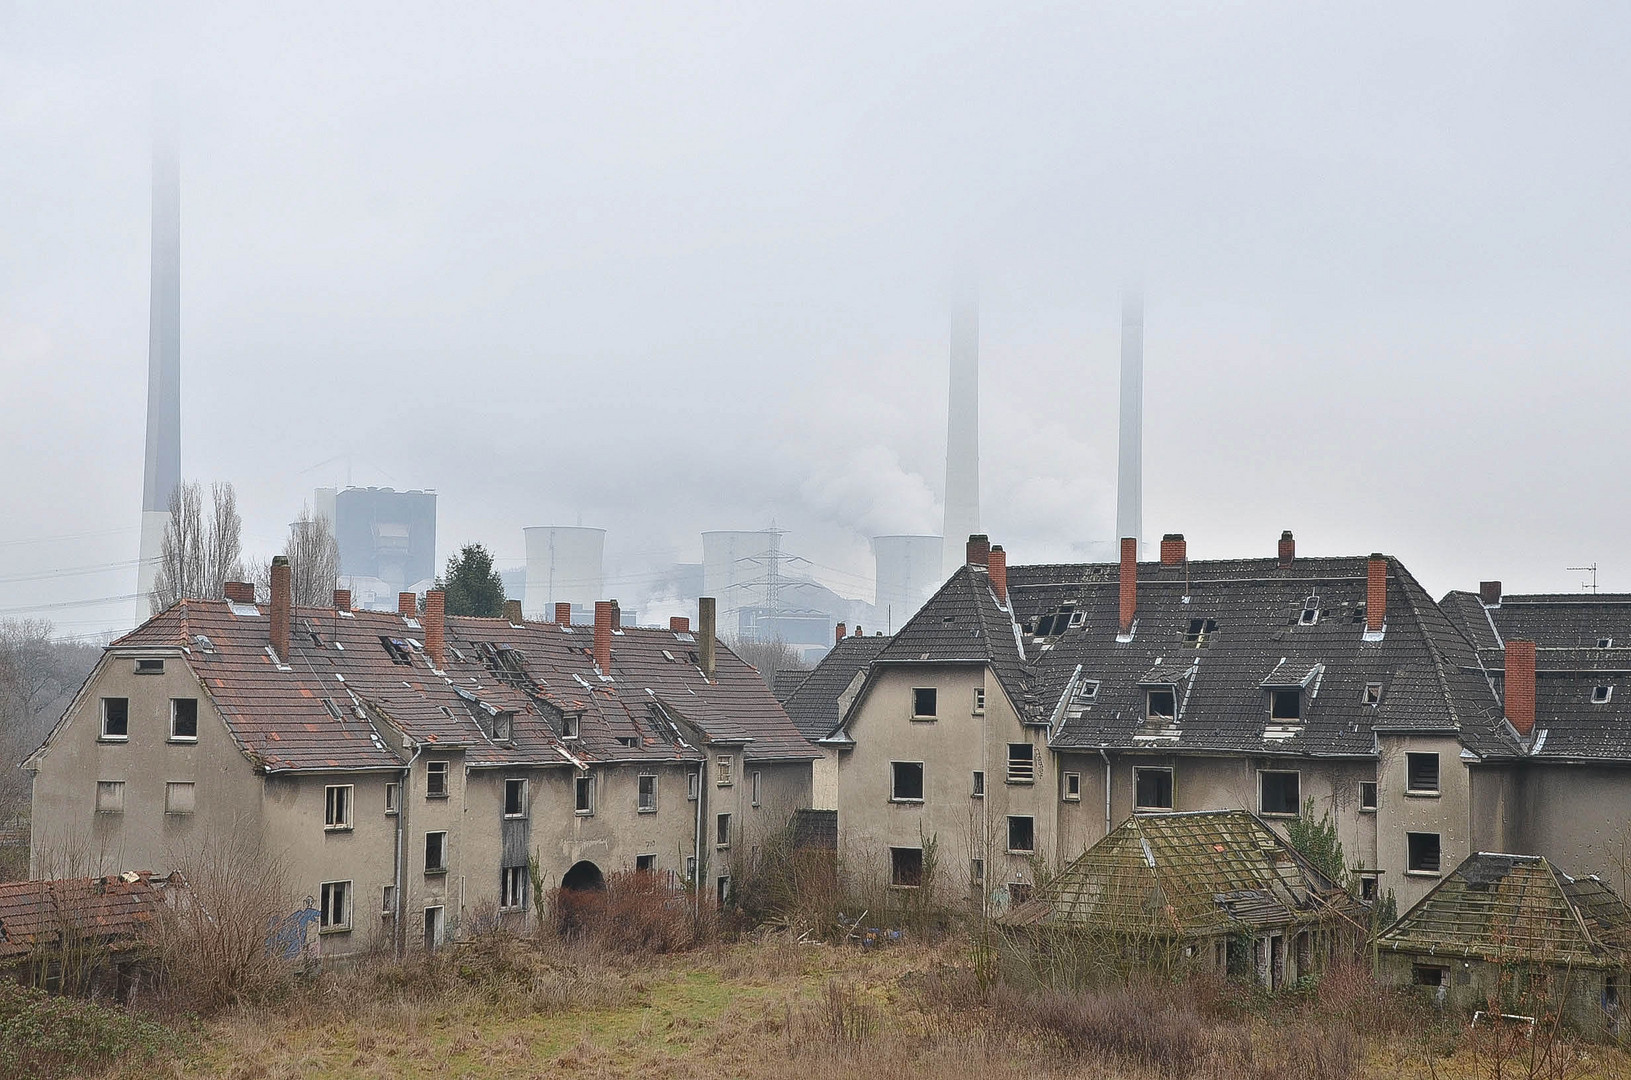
[
  {"left": 1442, "top": 592, "right": 1631, "bottom": 762},
  {"left": 1011, "top": 556, "right": 1506, "bottom": 758},
  {"left": 52, "top": 600, "right": 811, "bottom": 772},
  {"left": 1378, "top": 852, "right": 1631, "bottom": 968},
  {"left": 779, "top": 635, "right": 890, "bottom": 740},
  {"left": 1004, "top": 810, "right": 1361, "bottom": 935}
]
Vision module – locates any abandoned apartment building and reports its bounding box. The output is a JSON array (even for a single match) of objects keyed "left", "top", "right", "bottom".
[
  {"left": 809, "top": 531, "right": 1631, "bottom": 915},
  {"left": 25, "top": 559, "right": 815, "bottom": 959}
]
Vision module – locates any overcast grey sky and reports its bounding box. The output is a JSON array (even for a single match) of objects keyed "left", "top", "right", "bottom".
[{"left": 3, "top": 2, "right": 1628, "bottom": 636}]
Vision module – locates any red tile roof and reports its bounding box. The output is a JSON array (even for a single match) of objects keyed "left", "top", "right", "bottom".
[{"left": 0, "top": 873, "right": 174, "bottom": 960}]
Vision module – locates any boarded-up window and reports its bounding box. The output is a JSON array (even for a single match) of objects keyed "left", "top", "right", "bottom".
[
  {"left": 165, "top": 781, "right": 195, "bottom": 815},
  {"left": 95, "top": 781, "right": 124, "bottom": 813}
]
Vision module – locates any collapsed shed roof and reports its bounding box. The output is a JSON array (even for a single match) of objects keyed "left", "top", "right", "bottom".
[{"left": 0, "top": 872, "right": 176, "bottom": 960}]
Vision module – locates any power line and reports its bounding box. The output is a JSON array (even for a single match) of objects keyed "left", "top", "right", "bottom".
[{"left": 0, "top": 526, "right": 138, "bottom": 549}]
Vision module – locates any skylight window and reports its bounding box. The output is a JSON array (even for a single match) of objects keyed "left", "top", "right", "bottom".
[
  {"left": 1298, "top": 596, "right": 1321, "bottom": 626},
  {"left": 1184, "top": 618, "right": 1217, "bottom": 647},
  {"left": 1600, "top": 638, "right": 1615, "bottom": 649},
  {"left": 1594, "top": 685, "right": 1613, "bottom": 704},
  {"left": 1032, "top": 604, "right": 1078, "bottom": 637},
  {"left": 1073, "top": 679, "right": 1100, "bottom": 704},
  {"left": 379, "top": 637, "right": 414, "bottom": 665},
  {"left": 1362, "top": 682, "right": 1383, "bottom": 706}
]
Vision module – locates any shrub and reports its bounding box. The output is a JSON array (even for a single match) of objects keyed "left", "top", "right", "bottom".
[
  {"left": 0, "top": 979, "right": 175, "bottom": 1079},
  {"left": 549, "top": 870, "right": 702, "bottom": 953}
]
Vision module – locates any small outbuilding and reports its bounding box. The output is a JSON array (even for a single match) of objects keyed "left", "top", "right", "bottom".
[
  {"left": 1375, "top": 852, "right": 1631, "bottom": 1032},
  {"left": 1003, "top": 810, "right": 1365, "bottom": 988},
  {"left": 0, "top": 871, "right": 178, "bottom": 997}
]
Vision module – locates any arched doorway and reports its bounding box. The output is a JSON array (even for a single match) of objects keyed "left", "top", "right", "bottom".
[{"left": 561, "top": 860, "right": 605, "bottom": 893}]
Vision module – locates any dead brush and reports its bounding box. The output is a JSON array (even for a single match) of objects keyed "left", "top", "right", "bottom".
[{"left": 549, "top": 870, "right": 701, "bottom": 953}]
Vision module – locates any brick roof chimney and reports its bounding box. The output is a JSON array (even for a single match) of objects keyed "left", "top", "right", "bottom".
[
  {"left": 270, "top": 556, "right": 291, "bottom": 661},
  {"left": 1160, "top": 533, "right": 1186, "bottom": 566},
  {"left": 224, "top": 581, "right": 255, "bottom": 604},
  {"left": 332, "top": 588, "right": 352, "bottom": 612},
  {"left": 503, "top": 598, "right": 523, "bottom": 624},
  {"left": 670, "top": 616, "right": 690, "bottom": 633},
  {"left": 1119, "top": 537, "right": 1137, "bottom": 634},
  {"left": 965, "top": 534, "right": 990, "bottom": 569},
  {"left": 698, "top": 597, "right": 717, "bottom": 681},
  {"left": 423, "top": 590, "right": 445, "bottom": 669},
  {"left": 989, "top": 545, "right": 1008, "bottom": 606},
  {"left": 1480, "top": 581, "right": 1503, "bottom": 607},
  {"left": 609, "top": 600, "right": 622, "bottom": 630},
  {"left": 593, "top": 600, "right": 614, "bottom": 673},
  {"left": 1505, "top": 639, "right": 1536, "bottom": 736},
  {"left": 555, "top": 602, "right": 572, "bottom": 626},
  {"left": 835, "top": 622, "right": 847, "bottom": 645},
  {"left": 1366, "top": 554, "right": 1388, "bottom": 632},
  {"left": 398, "top": 592, "right": 417, "bottom": 617},
  {"left": 1279, "top": 531, "right": 1295, "bottom": 568}
]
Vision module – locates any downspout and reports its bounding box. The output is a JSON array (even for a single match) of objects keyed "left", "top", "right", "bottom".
[
  {"left": 1099, "top": 748, "right": 1112, "bottom": 839},
  {"left": 693, "top": 756, "right": 705, "bottom": 918},
  {"left": 395, "top": 742, "right": 424, "bottom": 958}
]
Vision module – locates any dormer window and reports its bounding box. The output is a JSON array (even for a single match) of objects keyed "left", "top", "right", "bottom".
[
  {"left": 1146, "top": 688, "right": 1176, "bottom": 722},
  {"left": 492, "top": 712, "right": 514, "bottom": 741},
  {"left": 1594, "top": 685, "right": 1613, "bottom": 704},
  {"left": 1270, "top": 688, "right": 1302, "bottom": 721},
  {"left": 1184, "top": 619, "right": 1217, "bottom": 647},
  {"left": 1362, "top": 682, "right": 1383, "bottom": 706},
  {"left": 562, "top": 712, "right": 580, "bottom": 740}
]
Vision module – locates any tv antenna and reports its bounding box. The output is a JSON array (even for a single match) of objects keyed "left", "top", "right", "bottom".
[{"left": 1567, "top": 564, "right": 1599, "bottom": 594}]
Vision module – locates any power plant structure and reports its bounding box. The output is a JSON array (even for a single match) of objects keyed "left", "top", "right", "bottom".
[
  {"left": 523, "top": 526, "right": 606, "bottom": 623},
  {"left": 871, "top": 534, "right": 942, "bottom": 631},
  {"left": 136, "top": 95, "right": 181, "bottom": 623},
  {"left": 1116, "top": 289, "right": 1144, "bottom": 557},
  {"left": 323, "top": 486, "right": 438, "bottom": 610},
  {"left": 941, "top": 294, "right": 981, "bottom": 577}
]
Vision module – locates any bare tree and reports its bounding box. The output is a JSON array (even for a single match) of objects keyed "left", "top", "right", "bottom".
[
  {"left": 150, "top": 481, "right": 244, "bottom": 612},
  {"left": 729, "top": 636, "right": 808, "bottom": 690},
  {"left": 284, "top": 505, "right": 341, "bottom": 606}
]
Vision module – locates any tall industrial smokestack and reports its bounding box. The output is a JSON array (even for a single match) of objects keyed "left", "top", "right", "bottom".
[
  {"left": 1115, "top": 290, "right": 1143, "bottom": 559},
  {"left": 941, "top": 293, "right": 980, "bottom": 578},
  {"left": 136, "top": 92, "right": 181, "bottom": 622}
]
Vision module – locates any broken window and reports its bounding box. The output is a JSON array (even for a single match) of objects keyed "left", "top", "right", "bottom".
[
  {"left": 319, "top": 881, "right": 350, "bottom": 931},
  {"left": 1259, "top": 771, "right": 1300, "bottom": 816},
  {"left": 638, "top": 774, "right": 657, "bottom": 812},
  {"left": 1360, "top": 781, "right": 1378, "bottom": 810},
  {"left": 325, "top": 785, "right": 352, "bottom": 829},
  {"left": 1074, "top": 679, "right": 1100, "bottom": 704},
  {"left": 1298, "top": 598, "right": 1320, "bottom": 626},
  {"left": 562, "top": 712, "right": 580, "bottom": 740},
  {"left": 1009, "top": 882, "right": 1033, "bottom": 905},
  {"left": 1063, "top": 772, "right": 1081, "bottom": 801},
  {"left": 1270, "top": 689, "right": 1302, "bottom": 721},
  {"left": 716, "top": 812, "right": 731, "bottom": 848},
  {"left": 504, "top": 778, "right": 526, "bottom": 817},
  {"left": 1184, "top": 618, "right": 1218, "bottom": 647},
  {"left": 687, "top": 771, "right": 700, "bottom": 800},
  {"left": 716, "top": 756, "right": 733, "bottom": 787},
  {"left": 1135, "top": 767, "right": 1174, "bottom": 810},
  {"left": 1033, "top": 605, "right": 1078, "bottom": 637},
  {"left": 1412, "top": 965, "right": 1447, "bottom": 987},
  {"left": 1408, "top": 832, "right": 1441, "bottom": 873},
  {"left": 890, "top": 847, "right": 924, "bottom": 887},
  {"left": 970, "top": 858, "right": 985, "bottom": 887},
  {"left": 95, "top": 780, "right": 124, "bottom": 813},
  {"left": 912, "top": 687, "right": 938, "bottom": 718},
  {"left": 716, "top": 876, "right": 730, "bottom": 905},
  {"left": 171, "top": 698, "right": 198, "bottom": 740},
  {"left": 500, "top": 866, "right": 527, "bottom": 909},
  {"left": 752, "top": 770, "right": 762, "bottom": 807},
  {"left": 1600, "top": 638, "right": 1615, "bottom": 649},
  {"left": 1606, "top": 975, "right": 1620, "bottom": 1012},
  {"left": 381, "top": 884, "right": 396, "bottom": 916},
  {"left": 1594, "top": 685, "right": 1614, "bottom": 704},
  {"left": 973, "top": 687, "right": 985, "bottom": 714},
  {"left": 1007, "top": 744, "right": 1035, "bottom": 784},
  {"left": 635, "top": 854, "right": 656, "bottom": 872},
  {"left": 424, "top": 906, "right": 444, "bottom": 951},
  {"left": 891, "top": 761, "right": 924, "bottom": 801},
  {"left": 492, "top": 712, "right": 513, "bottom": 741},
  {"left": 1007, "top": 815, "right": 1035, "bottom": 853},
  {"left": 575, "top": 774, "right": 594, "bottom": 815},
  {"left": 1406, "top": 753, "right": 1440, "bottom": 794},
  {"left": 424, "top": 831, "right": 448, "bottom": 873},
  {"left": 1359, "top": 876, "right": 1379, "bottom": 902},
  {"left": 384, "top": 783, "right": 399, "bottom": 815},
  {"left": 165, "top": 781, "right": 194, "bottom": 814},
  {"left": 101, "top": 698, "right": 129, "bottom": 740},
  {"left": 1146, "top": 688, "right": 1176, "bottom": 722},
  {"left": 971, "top": 770, "right": 985, "bottom": 797},
  {"left": 1362, "top": 682, "right": 1383, "bottom": 706},
  {"left": 380, "top": 637, "right": 414, "bottom": 664},
  {"left": 426, "top": 761, "right": 449, "bottom": 798},
  {"left": 135, "top": 658, "right": 165, "bottom": 674}
]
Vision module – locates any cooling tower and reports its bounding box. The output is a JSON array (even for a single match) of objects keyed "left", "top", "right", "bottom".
[
  {"left": 872, "top": 535, "right": 943, "bottom": 631},
  {"left": 523, "top": 527, "right": 606, "bottom": 619}
]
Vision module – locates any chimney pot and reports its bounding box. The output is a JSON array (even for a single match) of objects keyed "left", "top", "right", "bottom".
[
  {"left": 270, "top": 556, "right": 292, "bottom": 661},
  {"left": 593, "top": 601, "right": 615, "bottom": 673},
  {"left": 609, "top": 599, "right": 621, "bottom": 630},
  {"left": 1159, "top": 533, "right": 1186, "bottom": 566},
  {"left": 1366, "top": 554, "right": 1388, "bottom": 632},
  {"left": 398, "top": 592, "right": 417, "bottom": 617},
  {"left": 503, "top": 598, "right": 523, "bottom": 624},
  {"left": 1119, "top": 537, "right": 1137, "bottom": 634},
  {"left": 1480, "top": 581, "right": 1503, "bottom": 607},
  {"left": 1278, "top": 531, "right": 1295, "bottom": 568},
  {"left": 1505, "top": 639, "right": 1537, "bottom": 736},
  {"left": 332, "top": 588, "right": 352, "bottom": 612},
  {"left": 555, "top": 602, "right": 572, "bottom": 625},
  {"left": 698, "top": 597, "right": 717, "bottom": 681},
  {"left": 223, "top": 581, "right": 255, "bottom": 604},
  {"left": 989, "top": 545, "right": 1008, "bottom": 605},
  {"left": 669, "top": 615, "right": 690, "bottom": 633},
  {"left": 424, "top": 590, "right": 446, "bottom": 669},
  {"left": 965, "top": 533, "right": 991, "bottom": 569},
  {"left": 835, "top": 622, "right": 847, "bottom": 645}
]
